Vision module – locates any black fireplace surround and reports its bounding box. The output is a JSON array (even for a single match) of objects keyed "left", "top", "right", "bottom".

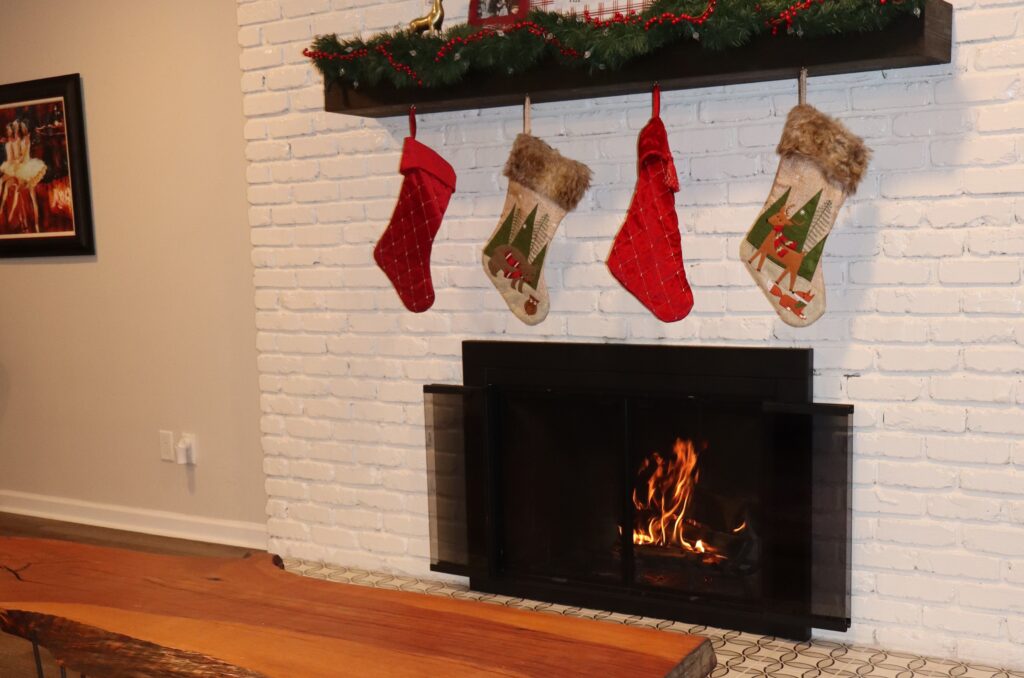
[{"left": 424, "top": 341, "right": 852, "bottom": 640}]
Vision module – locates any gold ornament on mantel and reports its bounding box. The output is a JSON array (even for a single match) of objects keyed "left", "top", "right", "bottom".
[{"left": 409, "top": 0, "right": 444, "bottom": 35}]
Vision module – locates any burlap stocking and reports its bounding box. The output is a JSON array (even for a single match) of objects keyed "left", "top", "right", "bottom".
[
  {"left": 482, "top": 132, "right": 591, "bottom": 325},
  {"left": 739, "top": 105, "right": 869, "bottom": 327}
]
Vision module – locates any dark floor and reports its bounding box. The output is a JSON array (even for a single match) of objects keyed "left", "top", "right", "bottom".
[{"left": 0, "top": 512, "right": 256, "bottom": 677}]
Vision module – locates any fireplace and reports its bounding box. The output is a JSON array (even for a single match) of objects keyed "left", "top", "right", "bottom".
[{"left": 424, "top": 341, "right": 852, "bottom": 640}]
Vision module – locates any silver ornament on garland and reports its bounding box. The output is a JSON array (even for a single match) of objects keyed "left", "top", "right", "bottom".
[{"left": 409, "top": 0, "right": 444, "bottom": 35}]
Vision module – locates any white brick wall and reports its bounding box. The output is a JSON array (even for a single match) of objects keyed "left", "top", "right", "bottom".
[{"left": 238, "top": 0, "right": 1024, "bottom": 667}]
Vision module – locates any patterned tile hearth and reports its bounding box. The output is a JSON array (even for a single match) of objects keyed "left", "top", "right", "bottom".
[{"left": 283, "top": 559, "right": 1021, "bottom": 678}]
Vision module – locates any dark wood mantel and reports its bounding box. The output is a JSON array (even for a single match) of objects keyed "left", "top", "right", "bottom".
[{"left": 325, "top": 0, "right": 951, "bottom": 118}]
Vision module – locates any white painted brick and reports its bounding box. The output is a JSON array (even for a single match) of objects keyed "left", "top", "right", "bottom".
[
  {"left": 965, "top": 346, "right": 1024, "bottom": 373},
  {"left": 932, "top": 137, "right": 1017, "bottom": 167},
  {"left": 263, "top": 18, "right": 311, "bottom": 43},
  {"left": 239, "top": 1, "right": 282, "bottom": 26},
  {"left": 881, "top": 172, "right": 962, "bottom": 199},
  {"left": 892, "top": 109, "right": 971, "bottom": 137},
  {"left": 934, "top": 73, "right": 1019, "bottom": 104},
  {"left": 975, "top": 41, "right": 1024, "bottom": 70},
  {"left": 927, "top": 435, "right": 1013, "bottom": 463},
  {"left": 238, "top": 25, "right": 263, "bottom": 48},
  {"left": 265, "top": 478, "right": 309, "bottom": 500},
  {"left": 878, "top": 461, "right": 957, "bottom": 489},
  {"left": 925, "top": 197, "right": 1015, "bottom": 228},
  {"left": 289, "top": 503, "right": 331, "bottom": 525},
  {"left": 851, "top": 82, "right": 932, "bottom": 110},
  {"left": 923, "top": 607, "right": 1003, "bottom": 637},
  {"left": 282, "top": 0, "right": 330, "bottom": 16},
  {"left": 939, "top": 258, "right": 1020, "bottom": 284},
  {"left": 243, "top": 5, "right": 1024, "bottom": 666},
  {"left": 961, "top": 468, "right": 1024, "bottom": 494},
  {"left": 876, "top": 519, "right": 957, "bottom": 547},
  {"left": 931, "top": 496, "right": 1005, "bottom": 530},
  {"left": 876, "top": 573, "right": 957, "bottom": 603},
  {"left": 883, "top": 405, "right": 966, "bottom": 433},
  {"left": 977, "top": 101, "right": 1024, "bottom": 132},
  {"left": 876, "top": 348, "right": 962, "bottom": 374},
  {"left": 267, "top": 518, "right": 309, "bottom": 540},
  {"left": 850, "top": 317, "right": 930, "bottom": 343},
  {"left": 847, "top": 376, "right": 924, "bottom": 401},
  {"left": 968, "top": 407, "right": 1024, "bottom": 435},
  {"left": 853, "top": 487, "right": 926, "bottom": 515},
  {"left": 854, "top": 543, "right": 917, "bottom": 571},
  {"left": 969, "top": 228, "right": 1024, "bottom": 255},
  {"left": 963, "top": 525, "right": 1024, "bottom": 557},
  {"left": 856, "top": 599, "right": 921, "bottom": 625},
  {"left": 311, "top": 525, "right": 358, "bottom": 548},
  {"left": 848, "top": 261, "right": 931, "bottom": 285},
  {"left": 964, "top": 167, "right": 1024, "bottom": 196},
  {"left": 957, "top": 8, "right": 1021, "bottom": 41},
  {"left": 698, "top": 98, "right": 773, "bottom": 123},
  {"left": 916, "top": 550, "right": 1001, "bottom": 580},
  {"left": 689, "top": 154, "right": 761, "bottom": 180},
  {"left": 856, "top": 432, "right": 923, "bottom": 459},
  {"left": 874, "top": 289, "right": 961, "bottom": 315},
  {"left": 884, "top": 231, "right": 962, "bottom": 258},
  {"left": 240, "top": 46, "right": 283, "bottom": 71},
  {"left": 930, "top": 374, "right": 1014, "bottom": 402}
]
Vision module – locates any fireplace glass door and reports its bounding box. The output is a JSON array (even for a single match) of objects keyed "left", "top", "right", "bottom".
[
  {"left": 495, "top": 388, "right": 626, "bottom": 586},
  {"left": 424, "top": 341, "right": 852, "bottom": 639}
]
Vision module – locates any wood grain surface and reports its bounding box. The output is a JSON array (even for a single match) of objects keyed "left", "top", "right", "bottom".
[{"left": 0, "top": 537, "right": 715, "bottom": 677}]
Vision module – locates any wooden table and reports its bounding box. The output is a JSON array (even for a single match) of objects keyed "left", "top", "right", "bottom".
[{"left": 0, "top": 537, "right": 716, "bottom": 677}]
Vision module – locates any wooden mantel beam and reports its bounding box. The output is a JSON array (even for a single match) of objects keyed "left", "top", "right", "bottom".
[{"left": 324, "top": 0, "right": 952, "bottom": 118}]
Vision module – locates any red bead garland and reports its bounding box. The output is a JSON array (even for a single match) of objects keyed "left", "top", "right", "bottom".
[
  {"left": 434, "top": 20, "right": 584, "bottom": 63},
  {"left": 377, "top": 42, "right": 424, "bottom": 86},
  {"left": 305, "top": 1, "right": 719, "bottom": 87},
  {"left": 306, "top": 0, "right": 905, "bottom": 88},
  {"left": 303, "top": 46, "right": 369, "bottom": 61}
]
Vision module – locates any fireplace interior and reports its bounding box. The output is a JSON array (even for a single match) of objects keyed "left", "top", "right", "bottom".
[{"left": 424, "top": 341, "right": 851, "bottom": 640}]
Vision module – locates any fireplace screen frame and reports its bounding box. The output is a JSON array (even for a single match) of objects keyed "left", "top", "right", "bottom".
[{"left": 424, "top": 341, "right": 852, "bottom": 640}]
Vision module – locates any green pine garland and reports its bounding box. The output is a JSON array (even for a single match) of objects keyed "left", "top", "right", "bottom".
[{"left": 306, "top": 0, "right": 925, "bottom": 90}]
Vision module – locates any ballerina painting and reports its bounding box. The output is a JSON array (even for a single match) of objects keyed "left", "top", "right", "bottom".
[{"left": 0, "top": 73, "right": 93, "bottom": 257}]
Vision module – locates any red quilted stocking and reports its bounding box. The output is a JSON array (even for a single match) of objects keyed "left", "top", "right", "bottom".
[
  {"left": 374, "top": 109, "right": 457, "bottom": 313},
  {"left": 606, "top": 86, "right": 693, "bottom": 323}
]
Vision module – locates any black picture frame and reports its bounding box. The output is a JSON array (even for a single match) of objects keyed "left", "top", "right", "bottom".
[{"left": 0, "top": 73, "right": 94, "bottom": 258}]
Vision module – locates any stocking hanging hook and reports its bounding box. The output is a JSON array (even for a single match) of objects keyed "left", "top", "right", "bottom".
[
  {"left": 409, "top": 104, "right": 417, "bottom": 139},
  {"left": 653, "top": 82, "right": 660, "bottom": 118},
  {"left": 798, "top": 67, "right": 807, "bottom": 106},
  {"left": 523, "top": 93, "right": 531, "bottom": 135}
]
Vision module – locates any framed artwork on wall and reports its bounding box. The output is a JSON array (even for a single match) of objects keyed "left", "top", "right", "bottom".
[
  {"left": 0, "top": 73, "right": 94, "bottom": 258},
  {"left": 468, "top": 0, "right": 530, "bottom": 25}
]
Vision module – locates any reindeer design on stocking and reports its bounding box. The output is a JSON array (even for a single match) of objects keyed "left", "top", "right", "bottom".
[{"left": 747, "top": 204, "right": 812, "bottom": 298}]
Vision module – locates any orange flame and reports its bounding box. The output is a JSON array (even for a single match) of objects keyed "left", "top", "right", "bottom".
[{"left": 632, "top": 438, "right": 741, "bottom": 563}]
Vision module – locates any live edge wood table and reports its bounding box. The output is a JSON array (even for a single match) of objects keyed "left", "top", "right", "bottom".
[{"left": 0, "top": 538, "right": 716, "bottom": 677}]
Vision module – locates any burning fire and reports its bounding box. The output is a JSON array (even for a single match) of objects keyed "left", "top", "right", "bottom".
[{"left": 632, "top": 438, "right": 744, "bottom": 563}]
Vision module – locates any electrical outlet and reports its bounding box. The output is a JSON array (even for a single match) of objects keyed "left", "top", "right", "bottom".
[{"left": 159, "top": 430, "right": 175, "bottom": 462}]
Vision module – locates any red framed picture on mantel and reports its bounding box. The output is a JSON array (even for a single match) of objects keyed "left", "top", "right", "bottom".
[{"left": 468, "top": 0, "right": 530, "bottom": 26}]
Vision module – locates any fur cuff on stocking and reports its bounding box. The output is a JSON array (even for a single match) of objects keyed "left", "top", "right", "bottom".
[
  {"left": 776, "top": 104, "right": 870, "bottom": 194},
  {"left": 504, "top": 133, "right": 593, "bottom": 211}
]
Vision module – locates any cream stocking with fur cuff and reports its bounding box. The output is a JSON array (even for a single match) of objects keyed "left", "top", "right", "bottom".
[
  {"left": 740, "top": 105, "right": 870, "bottom": 327},
  {"left": 482, "top": 133, "right": 592, "bottom": 325}
]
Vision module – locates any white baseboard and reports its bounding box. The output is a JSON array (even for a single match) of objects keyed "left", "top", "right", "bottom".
[{"left": 0, "top": 489, "right": 267, "bottom": 550}]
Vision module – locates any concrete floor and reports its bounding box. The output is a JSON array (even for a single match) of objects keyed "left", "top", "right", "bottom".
[{"left": 0, "top": 512, "right": 255, "bottom": 677}]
